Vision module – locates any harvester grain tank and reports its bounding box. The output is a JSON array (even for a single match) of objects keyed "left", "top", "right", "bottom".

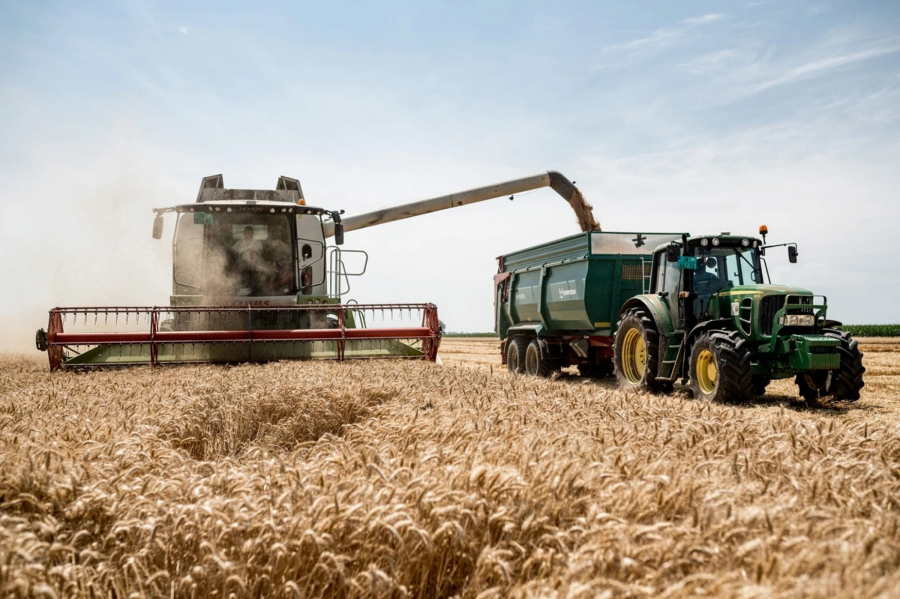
[
  {"left": 496, "top": 228, "right": 865, "bottom": 403},
  {"left": 36, "top": 171, "right": 587, "bottom": 370}
]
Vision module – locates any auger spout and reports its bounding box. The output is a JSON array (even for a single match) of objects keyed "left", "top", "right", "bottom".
[{"left": 325, "top": 170, "right": 596, "bottom": 237}]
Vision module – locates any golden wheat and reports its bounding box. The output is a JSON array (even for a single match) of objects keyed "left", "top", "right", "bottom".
[{"left": 1, "top": 339, "right": 898, "bottom": 598}]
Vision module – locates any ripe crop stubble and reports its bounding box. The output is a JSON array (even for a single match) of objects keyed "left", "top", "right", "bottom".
[{"left": 1, "top": 339, "right": 898, "bottom": 598}]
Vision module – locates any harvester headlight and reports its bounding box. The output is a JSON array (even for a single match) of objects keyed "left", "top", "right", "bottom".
[
  {"left": 742, "top": 239, "right": 749, "bottom": 247},
  {"left": 226, "top": 207, "right": 232, "bottom": 212},
  {"left": 700, "top": 238, "right": 709, "bottom": 247},
  {"left": 270, "top": 208, "right": 276, "bottom": 213},
  {"left": 784, "top": 314, "right": 815, "bottom": 327},
  {"left": 711, "top": 238, "right": 720, "bottom": 246}
]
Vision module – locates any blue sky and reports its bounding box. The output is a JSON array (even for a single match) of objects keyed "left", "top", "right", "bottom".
[{"left": 1, "top": 1, "right": 899, "bottom": 344}]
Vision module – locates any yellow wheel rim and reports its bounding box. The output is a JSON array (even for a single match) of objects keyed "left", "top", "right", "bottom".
[
  {"left": 620, "top": 328, "right": 646, "bottom": 384},
  {"left": 696, "top": 349, "right": 718, "bottom": 394}
]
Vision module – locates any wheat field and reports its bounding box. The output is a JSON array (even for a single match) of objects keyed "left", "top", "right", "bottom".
[{"left": 2, "top": 338, "right": 899, "bottom": 598}]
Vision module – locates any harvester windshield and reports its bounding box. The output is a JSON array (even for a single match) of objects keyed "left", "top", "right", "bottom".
[{"left": 173, "top": 209, "right": 325, "bottom": 299}]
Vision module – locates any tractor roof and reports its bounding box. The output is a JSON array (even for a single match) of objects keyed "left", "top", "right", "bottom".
[{"left": 651, "top": 234, "right": 764, "bottom": 254}]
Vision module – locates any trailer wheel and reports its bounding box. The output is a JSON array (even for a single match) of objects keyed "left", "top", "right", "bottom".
[
  {"left": 796, "top": 330, "right": 865, "bottom": 402},
  {"left": 525, "top": 339, "right": 556, "bottom": 377},
  {"left": 689, "top": 331, "right": 752, "bottom": 402},
  {"left": 614, "top": 308, "right": 667, "bottom": 392},
  {"left": 506, "top": 337, "right": 529, "bottom": 374}
]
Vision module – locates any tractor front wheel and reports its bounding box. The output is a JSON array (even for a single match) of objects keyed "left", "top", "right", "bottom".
[
  {"left": 689, "top": 331, "right": 752, "bottom": 402},
  {"left": 506, "top": 337, "right": 529, "bottom": 374},
  {"left": 796, "top": 330, "right": 865, "bottom": 402},
  {"left": 614, "top": 308, "right": 668, "bottom": 392},
  {"left": 525, "top": 339, "right": 557, "bottom": 377}
]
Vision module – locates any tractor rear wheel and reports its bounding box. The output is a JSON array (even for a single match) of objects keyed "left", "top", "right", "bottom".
[
  {"left": 689, "top": 331, "right": 752, "bottom": 402},
  {"left": 796, "top": 330, "right": 865, "bottom": 402},
  {"left": 614, "top": 308, "right": 668, "bottom": 392},
  {"left": 525, "top": 339, "right": 557, "bottom": 377},
  {"left": 506, "top": 337, "right": 529, "bottom": 374}
]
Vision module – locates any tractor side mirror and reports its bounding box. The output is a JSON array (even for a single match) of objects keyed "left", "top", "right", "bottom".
[
  {"left": 666, "top": 245, "right": 680, "bottom": 262},
  {"left": 788, "top": 245, "right": 798, "bottom": 263},
  {"left": 334, "top": 222, "right": 345, "bottom": 246},
  {"left": 152, "top": 214, "right": 164, "bottom": 239}
]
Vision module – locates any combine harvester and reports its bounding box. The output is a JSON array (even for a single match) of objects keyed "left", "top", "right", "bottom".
[{"left": 36, "top": 172, "right": 590, "bottom": 370}]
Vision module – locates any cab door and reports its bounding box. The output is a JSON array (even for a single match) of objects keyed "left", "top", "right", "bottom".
[{"left": 651, "top": 250, "right": 683, "bottom": 331}]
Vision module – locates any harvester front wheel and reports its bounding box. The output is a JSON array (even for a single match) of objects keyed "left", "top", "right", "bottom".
[
  {"left": 614, "top": 308, "right": 667, "bottom": 392},
  {"left": 689, "top": 331, "right": 752, "bottom": 403},
  {"left": 525, "top": 339, "right": 557, "bottom": 377},
  {"left": 796, "top": 330, "right": 865, "bottom": 402},
  {"left": 506, "top": 337, "right": 529, "bottom": 374}
]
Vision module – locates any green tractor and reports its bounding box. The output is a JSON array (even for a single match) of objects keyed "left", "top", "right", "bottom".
[{"left": 614, "top": 228, "right": 865, "bottom": 403}]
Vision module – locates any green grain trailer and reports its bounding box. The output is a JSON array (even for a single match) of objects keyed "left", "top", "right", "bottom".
[{"left": 495, "top": 231, "right": 683, "bottom": 377}]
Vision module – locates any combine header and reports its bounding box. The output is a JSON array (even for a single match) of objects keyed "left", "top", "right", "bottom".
[{"left": 37, "top": 171, "right": 587, "bottom": 370}]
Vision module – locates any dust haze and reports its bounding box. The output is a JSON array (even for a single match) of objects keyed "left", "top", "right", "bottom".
[{"left": 0, "top": 163, "right": 174, "bottom": 352}]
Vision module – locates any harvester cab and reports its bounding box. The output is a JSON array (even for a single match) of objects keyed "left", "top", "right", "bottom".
[
  {"left": 37, "top": 170, "right": 590, "bottom": 371},
  {"left": 151, "top": 174, "right": 354, "bottom": 306},
  {"left": 614, "top": 229, "right": 865, "bottom": 403}
]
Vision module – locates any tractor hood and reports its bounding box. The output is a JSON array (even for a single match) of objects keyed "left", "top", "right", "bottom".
[{"left": 718, "top": 284, "right": 813, "bottom": 297}]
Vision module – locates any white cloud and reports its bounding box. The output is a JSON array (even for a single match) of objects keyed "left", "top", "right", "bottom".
[
  {"left": 179, "top": 25, "right": 192, "bottom": 34},
  {"left": 594, "top": 13, "right": 726, "bottom": 69},
  {"left": 749, "top": 45, "right": 900, "bottom": 93}
]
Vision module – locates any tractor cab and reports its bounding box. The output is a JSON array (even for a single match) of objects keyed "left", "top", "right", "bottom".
[{"left": 650, "top": 234, "right": 767, "bottom": 327}]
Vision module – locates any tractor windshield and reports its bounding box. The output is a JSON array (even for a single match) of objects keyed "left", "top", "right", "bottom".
[{"left": 693, "top": 245, "right": 763, "bottom": 291}]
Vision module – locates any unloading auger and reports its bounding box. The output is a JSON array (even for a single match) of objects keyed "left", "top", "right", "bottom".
[{"left": 36, "top": 171, "right": 585, "bottom": 370}]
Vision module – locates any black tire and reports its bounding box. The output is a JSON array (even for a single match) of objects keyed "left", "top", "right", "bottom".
[
  {"left": 795, "top": 330, "right": 865, "bottom": 402},
  {"left": 614, "top": 308, "right": 669, "bottom": 392},
  {"left": 506, "top": 337, "right": 528, "bottom": 374},
  {"left": 751, "top": 375, "right": 770, "bottom": 396},
  {"left": 689, "top": 331, "right": 752, "bottom": 402},
  {"left": 525, "top": 339, "right": 556, "bottom": 377},
  {"left": 796, "top": 371, "right": 829, "bottom": 402},
  {"left": 578, "top": 360, "right": 614, "bottom": 379}
]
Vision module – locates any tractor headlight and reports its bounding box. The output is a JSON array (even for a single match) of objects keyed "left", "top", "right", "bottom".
[
  {"left": 711, "top": 238, "right": 720, "bottom": 246},
  {"left": 700, "top": 238, "right": 709, "bottom": 247},
  {"left": 782, "top": 314, "right": 815, "bottom": 327}
]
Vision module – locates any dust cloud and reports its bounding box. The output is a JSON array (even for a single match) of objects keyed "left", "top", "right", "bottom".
[{"left": 0, "top": 165, "right": 175, "bottom": 352}]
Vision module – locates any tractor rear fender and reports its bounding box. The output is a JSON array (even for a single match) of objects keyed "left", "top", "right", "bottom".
[{"left": 618, "top": 296, "right": 676, "bottom": 338}]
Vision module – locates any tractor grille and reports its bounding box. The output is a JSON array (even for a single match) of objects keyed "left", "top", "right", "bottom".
[
  {"left": 788, "top": 295, "right": 814, "bottom": 314},
  {"left": 760, "top": 296, "right": 784, "bottom": 336},
  {"left": 760, "top": 295, "right": 815, "bottom": 336}
]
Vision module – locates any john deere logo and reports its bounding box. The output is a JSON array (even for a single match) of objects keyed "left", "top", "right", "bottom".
[{"left": 558, "top": 288, "right": 577, "bottom": 299}]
